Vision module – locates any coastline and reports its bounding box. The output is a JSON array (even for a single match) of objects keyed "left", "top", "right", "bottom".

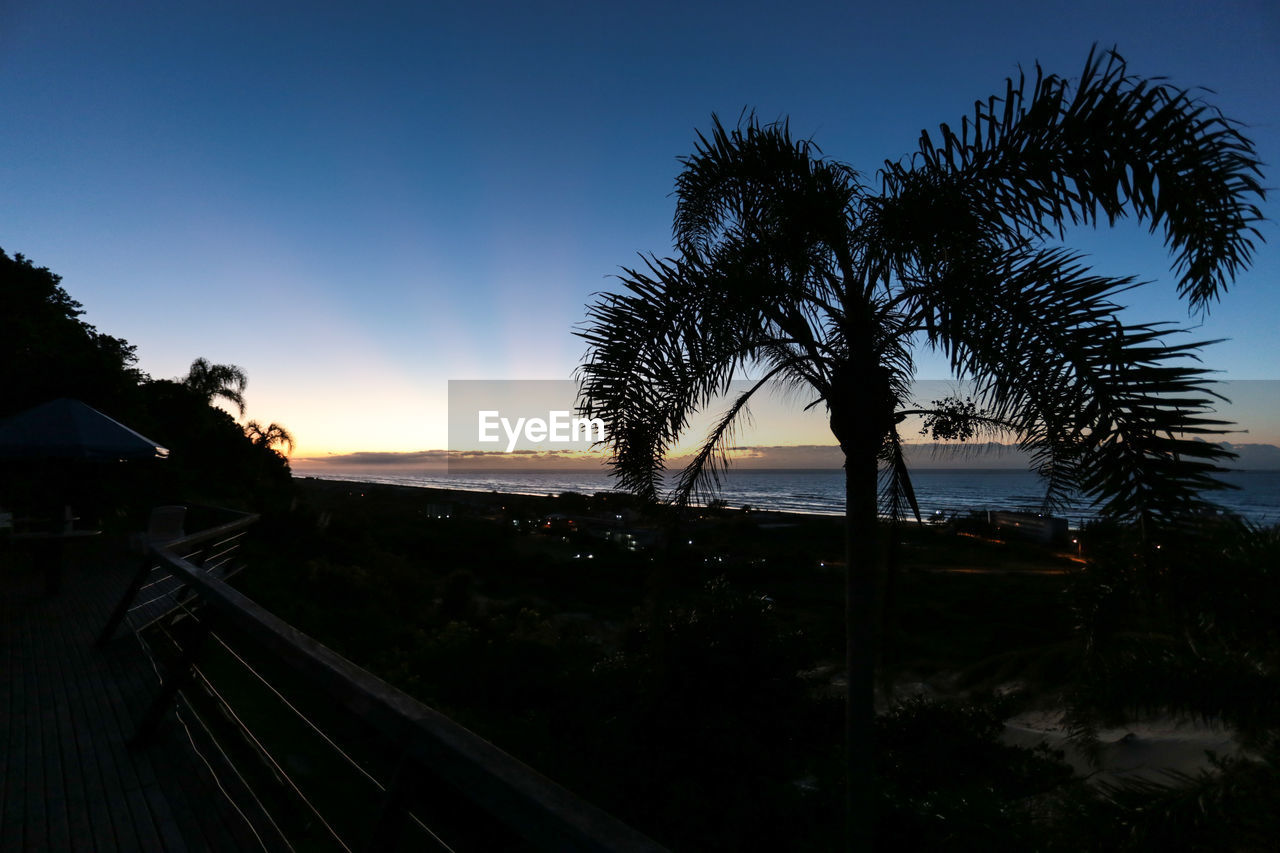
[
  {"left": 289, "top": 472, "right": 849, "bottom": 527},
  {"left": 291, "top": 466, "right": 1280, "bottom": 526}
]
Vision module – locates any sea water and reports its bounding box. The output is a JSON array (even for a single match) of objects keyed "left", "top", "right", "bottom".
[{"left": 293, "top": 467, "right": 1280, "bottom": 526}]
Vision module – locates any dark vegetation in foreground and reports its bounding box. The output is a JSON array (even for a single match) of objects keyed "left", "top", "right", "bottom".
[
  {"left": 234, "top": 479, "right": 1278, "bottom": 851},
  {"left": 7, "top": 245, "right": 1276, "bottom": 847}
]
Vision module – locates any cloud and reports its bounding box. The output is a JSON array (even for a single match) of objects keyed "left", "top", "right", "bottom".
[
  {"left": 294, "top": 447, "right": 611, "bottom": 470},
  {"left": 720, "top": 445, "right": 844, "bottom": 467},
  {"left": 1219, "top": 442, "right": 1280, "bottom": 469},
  {"left": 449, "top": 448, "right": 609, "bottom": 468},
  {"left": 295, "top": 450, "right": 453, "bottom": 466}
]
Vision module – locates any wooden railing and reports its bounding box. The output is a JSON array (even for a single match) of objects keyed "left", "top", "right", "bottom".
[{"left": 100, "top": 511, "right": 665, "bottom": 852}]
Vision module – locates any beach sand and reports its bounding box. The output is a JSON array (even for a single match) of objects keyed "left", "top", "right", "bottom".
[{"left": 1004, "top": 711, "right": 1240, "bottom": 784}]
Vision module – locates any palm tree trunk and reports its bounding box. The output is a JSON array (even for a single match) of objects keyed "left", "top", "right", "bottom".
[{"left": 843, "top": 431, "right": 881, "bottom": 852}]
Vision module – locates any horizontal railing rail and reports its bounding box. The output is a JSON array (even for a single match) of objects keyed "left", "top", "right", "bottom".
[
  {"left": 102, "top": 512, "right": 664, "bottom": 852},
  {"left": 97, "top": 509, "right": 261, "bottom": 647}
]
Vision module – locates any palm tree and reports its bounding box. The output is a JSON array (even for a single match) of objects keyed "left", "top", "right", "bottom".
[
  {"left": 244, "top": 420, "right": 295, "bottom": 457},
  {"left": 182, "top": 357, "right": 248, "bottom": 417},
  {"left": 576, "top": 48, "right": 1264, "bottom": 850}
]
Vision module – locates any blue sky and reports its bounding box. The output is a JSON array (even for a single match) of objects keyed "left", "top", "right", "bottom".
[{"left": 2, "top": 0, "right": 1277, "bottom": 456}]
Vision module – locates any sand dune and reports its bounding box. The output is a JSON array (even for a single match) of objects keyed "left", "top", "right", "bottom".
[{"left": 1004, "top": 711, "right": 1240, "bottom": 784}]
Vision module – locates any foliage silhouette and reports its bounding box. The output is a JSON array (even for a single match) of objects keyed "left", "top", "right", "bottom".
[
  {"left": 1046, "top": 738, "right": 1280, "bottom": 851},
  {"left": 0, "top": 247, "right": 144, "bottom": 416},
  {"left": 576, "top": 46, "right": 1265, "bottom": 849},
  {"left": 0, "top": 248, "right": 292, "bottom": 515},
  {"left": 876, "top": 695, "right": 1073, "bottom": 851},
  {"left": 134, "top": 379, "right": 292, "bottom": 508},
  {"left": 1068, "top": 518, "right": 1279, "bottom": 742},
  {"left": 245, "top": 420, "right": 295, "bottom": 457},
  {"left": 182, "top": 356, "right": 249, "bottom": 417},
  {"left": 1056, "top": 518, "right": 1280, "bottom": 847}
]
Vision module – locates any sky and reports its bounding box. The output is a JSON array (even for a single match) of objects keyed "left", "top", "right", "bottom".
[{"left": 2, "top": 0, "right": 1277, "bottom": 462}]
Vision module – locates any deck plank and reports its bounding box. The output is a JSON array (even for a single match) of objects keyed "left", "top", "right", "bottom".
[
  {"left": 45, "top": 585, "right": 91, "bottom": 853},
  {"left": 1, "top": 541, "right": 262, "bottom": 851}
]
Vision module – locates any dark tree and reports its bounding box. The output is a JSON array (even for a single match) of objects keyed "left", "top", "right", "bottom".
[
  {"left": 0, "top": 248, "right": 144, "bottom": 415},
  {"left": 182, "top": 357, "right": 249, "bottom": 417},
  {"left": 134, "top": 379, "right": 292, "bottom": 507}
]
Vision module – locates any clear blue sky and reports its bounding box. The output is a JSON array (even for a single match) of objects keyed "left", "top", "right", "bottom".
[{"left": 2, "top": 0, "right": 1276, "bottom": 455}]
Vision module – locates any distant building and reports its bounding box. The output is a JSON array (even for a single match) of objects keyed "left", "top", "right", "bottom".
[
  {"left": 988, "top": 510, "right": 1068, "bottom": 545},
  {"left": 540, "top": 513, "right": 578, "bottom": 535},
  {"left": 611, "top": 527, "right": 664, "bottom": 551}
]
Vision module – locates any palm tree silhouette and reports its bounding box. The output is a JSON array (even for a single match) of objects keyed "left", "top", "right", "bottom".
[
  {"left": 576, "top": 48, "right": 1264, "bottom": 850},
  {"left": 182, "top": 357, "right": 248, "bottom": 417},
  {"left": 244, "top": 420, "right": 295, "bottom": 456}
]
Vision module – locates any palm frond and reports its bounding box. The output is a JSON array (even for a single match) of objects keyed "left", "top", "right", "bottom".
[
  {"left": 879, "top": 427, "right": 921, "bottom": 524},
  {"left": 877, "top": 45, "right": 1265, "bottom": 311},
  {"left": 910, "top": 247, "right": 1234, "bottom": 521},
  {"left": 576, "top": 255, "right": 761, "bottom": 499},
  {"left": 1055, "top": 744, "right": 1280, "bottom": 852},
  {"left": 675, "top": 112, "right": 863, "bottom": 262},
  {"left": 246, "top": 420, "right": 295, "bottom": 456},
  {"left": 579, "top": 113, "right": 860, "bottom": 502},
  {"left": 669, "top": 361, "right": 819, "bottom": 508},
  {"left": 668, "top": 380, "right": 757, "bottom": 508},
  {"left": 183, "top": 357, "right": 249, "bottom": 417}
]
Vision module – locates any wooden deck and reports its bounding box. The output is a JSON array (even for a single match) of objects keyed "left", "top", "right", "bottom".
[{"left": 1, "top": 540, "right": 263, "bottom": 852}]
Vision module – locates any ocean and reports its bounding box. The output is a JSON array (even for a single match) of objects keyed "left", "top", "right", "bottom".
[{"left": 293, "top": 467, "right": 1280, "bottom": 526}]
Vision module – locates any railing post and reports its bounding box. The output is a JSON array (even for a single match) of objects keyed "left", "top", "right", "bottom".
[
  {"left": 129, "top": 611, "right": 215, "bottom": 748},
  {"left": 96, "top": 554, "right": 156, "bottom": 647},
  {"left": 169, "top": 544, "right": 206, "bottom": 607},
  {"left": 365, "top": 754, "right": 415, "bottom": 852}
]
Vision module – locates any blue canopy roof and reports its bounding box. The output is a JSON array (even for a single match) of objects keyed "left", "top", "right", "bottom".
[{"left": 0, "top": 398, "right": 168, "bottom": 460}]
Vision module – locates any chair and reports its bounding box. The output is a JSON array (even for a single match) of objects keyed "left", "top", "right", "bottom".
[
  {"left": 146, "top": 505, "right": 187, "bottom": 544},
  {"left": 130, "top": 505, "right": 187, "bottom": 554}
]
